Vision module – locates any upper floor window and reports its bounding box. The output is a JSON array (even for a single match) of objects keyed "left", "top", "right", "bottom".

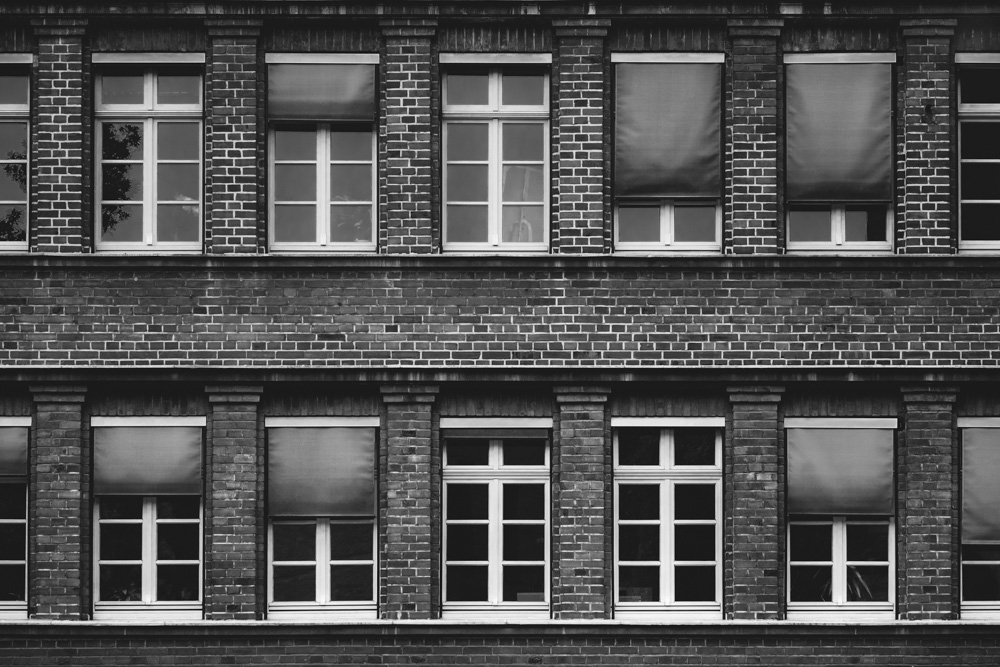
[
  {"left": 785, "top": 418, "right": 896, "bottom": 619},
  {"left": 958, "top": 419, "right": 1000, "bottom": 617},
  {"left": 0, "top": 419, "right": 29, "bottom": 619},
  {"left": 957, "top": 55, "right": 1000, "bottom": 251},
  {"left": 265, "top": 417, "right": 378, "bottom": 619},
  {"left": 442, "top": 54, "right": 549, "bottom": 252},
  {"left": 612, "top": 54, "right": 722, "bottom": 252},
  {"left": 0, "top": 57, "right": 30, "bottom": 250},
  {"left": 94, "top": 54, "right": 204, "bottom": 252},
  {"left": 785, "top": 54, "right": 894, "bottom": 252},
  {"left": 266, "top": 55, "right": 378, "bottom": 252}
]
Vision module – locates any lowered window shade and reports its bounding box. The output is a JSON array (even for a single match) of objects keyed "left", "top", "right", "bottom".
[
  {"left": 787, "top": 428, "right": 893, "bottom": 515},
  {"left": 445, "top": 428, "right": 548, "bottom": 439},
  {"left": 94, "top": 427, "right": 202, "bottom": 495},
  {"left": 267, "top": 64, "right": 376, "bottom": 121},
  {"left": 786, "top": 63, "right": 892, "bottom": 201},
  {"left": 614, "top": 63, "right": 721, "bottom": 198},
  {"left": 0, "top": 427, "right": 28, "bottom": 478},
  {"left": 268, "top": 427, "right": 375, "bottom": 517},
  {"left": 963, "top": 429, "right": 1000, "bottom": 543}
]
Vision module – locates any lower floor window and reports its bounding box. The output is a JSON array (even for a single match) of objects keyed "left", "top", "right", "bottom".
[
  {"left": 616, "top": 200, "right": 720, "bottom": 250},
  {"left": 787, "top": 203, "right": 890, "bottom": 250},
  {"left": 963, "top": 544, "right": 1000, "bottom": 602},
  {"left": 0, "top": 483, "right": 26, "bottom": 606}
]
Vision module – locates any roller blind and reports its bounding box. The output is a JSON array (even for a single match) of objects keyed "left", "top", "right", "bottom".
[
  {"left": 446, "top": 428, "right": 548, "bottom": 439},
  {"left": 94, "top": 427, "right": 202, "bottom": 495},
  {"left": 614, "top": 63, "right": 721, "bottom": 198},
  {"left": 786, "top": 62, "right": 892, "bottom": 201},
  {"left": 787, "top": 428, "right": 894, "bottom": 515},
  {"left": 267, "top": 64, "right": 376, "bottom": 121},
  {"left": 963, "top": 429, "right": 1000, "bottom": 543},
  {"left": 0, "top": 427, "right": 28, "bottom": 478},
  {"left": 268, "top": 427, "right": 375, "bottom": 517}
]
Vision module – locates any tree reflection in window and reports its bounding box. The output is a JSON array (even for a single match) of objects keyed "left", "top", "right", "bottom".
[
  {"left": 101, "top": 123, "right": 143, "bottom": 235},
  {"left": 0, "top": 124, "right": 27, "bottom": 243}
]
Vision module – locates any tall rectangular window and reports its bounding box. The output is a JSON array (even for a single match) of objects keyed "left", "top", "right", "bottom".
[
  {"left": 612, "top": 419, "right": 723, "bottom": 618},
  {"left": 92, "top": 416, "right": 204, "bottom": 619},
  {"left": 0, "top": 419, "right": 29, "bottom": 618},
  {"left": 612, "top": 54, "right": 723, "bottom": 251},
  {"left": 959, "top": 419, "right": 1000, "bottom": 617},
  {"left": 0, "top": 57, "right": 30, "bottom": 249},
  {"left": 94, "top": 54, "right": 204, "bottom": 252},
  {"left": 265, "top": 417, "right": 377, "bottom": 619},
  {"left": 441, "top": 417, "right": 551, "bottom": 618},
  {"left": 957, "top": 55, "right": 1000, "bottom": 250},
  {"left": 785, "top": 54, "right": 894, "bottom": 252},
  {"left": 442, "top": 54, "right": 550, "bottom": 252},
  {"left": 266, "top": 55, "right": 378, "bottom": 252}
]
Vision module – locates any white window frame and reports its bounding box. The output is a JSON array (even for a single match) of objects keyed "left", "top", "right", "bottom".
[
  {"left": 0, "top": 55, "right": 31, "bottom": 252},
  {"left": 94, "top": 62, "right": 203, "bottom": 253},
  {"left": 441, "top": 417, "right": 551, "bottom": 619},
  {"left": 442, "top": 55, "right": 550, "bottom": 253},
  {"left": 611, "top": 418, "right": 723, "bottom": 618},
  {"left": 956, "top": 54, "right": 1000, "bottom": 252},
  {"left": 957, "top": 418, "right": 1000, "bottom": 617},
  {"left": 0, "top": 415, "right": 29, "bottom": 619}
]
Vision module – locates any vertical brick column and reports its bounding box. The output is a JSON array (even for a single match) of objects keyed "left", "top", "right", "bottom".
[
  {"left": 553, "top": 20, "right": 610, "bottom": 253},
  {"left": 204, "top": 385, "right": 263, "bottom": 620},
  {"left": 552, "top": 386, "right": 610, "bottom": 619},
  {"left": 727, "top": 20, "right": 782, "bottom": 255},
  {"left": 29, "top": 385, "right": 87, "bottom": 619},
  {"left": 381, "top": 20, "right": 436, "bottom": 254},
  {"left": 31, "top": 19, "right": 87, "bottom": 253},
  {"left": 206, "top": 20, "right": 262, "bottom": 254},
  {"left": 726, "top": 386, "right": 783, "bottom": 619},
  {"left": 380, "top": 384, "right": 438, "bottom": 619},
  {"left": 900, "top": 20, "right": 957, "bottom": 254},
  {"left": 899, "top": 386, "right": 958, "bottom": 620}
]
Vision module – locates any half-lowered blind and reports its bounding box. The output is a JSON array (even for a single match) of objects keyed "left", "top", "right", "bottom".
[
  {"left": 963, "top": 429, "right": 1000, "bottom": 543},
  {"left": 787, "top": 428, "right": 894, "bottom": 514},
  {"left": 267, "top": 64, "right": 376, "bottom": 121},
  {"left": 94, "top": 427, "right": 202, "bottom": 495},
  {"left": 0, "top": 427, "right": 28, "bottom": 478},
  {"left": 268, "top": 427, "right": 375, "bottom": 517},
  {"left": 614, "top": 63, "right": 721, "bottom": 198},
  {"left": 786, "top": 62, "right": 892, "bottom": 201}
]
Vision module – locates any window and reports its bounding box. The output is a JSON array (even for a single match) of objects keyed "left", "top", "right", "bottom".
[
  {"left": 785, "top": 54, "right": 894, "bottom": 251},
  {"left": 958, "top": 419, "right": 1000, "bottom": 617},
  {"left": 92, "top": 416, "right": 204, "bottom": 619},
  {"left": 612, "top": 54, "right": 722, "bottom": 251},
  {"left": 0, "top": 419, "right": 29, "bottom": 618},
  {"left": 94, "top": 54, "right": 203, "bottom": 251},
  {"left": 265, "top": 417, "right": 377, "bottom": 618},
  {"left": 785, "top": 418, "right": 895, "bottom": 619},
  {"left": 612, "top": 419, "right": 722, "bottom": 618},
  {"left": 957, "top": 55, "right": 1000, "bottom": 250},
  {"left": 442, "top": 54, "right": 549, "bottom": 251},
  {"left": 0, "top": 57, "right": 30, "bottom": 249},
  {"left": 441, "top": 417, "right": 551, "bottom": 618},
  {"left": 266, "top": 55, "right": 378, "bottom": 252}
]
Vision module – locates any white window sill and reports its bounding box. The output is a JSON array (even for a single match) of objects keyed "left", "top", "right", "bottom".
[
  {"left": 614, "top": 607, "right": 721, "bottom": 621},
  {"left": 786, "top": 606, "right": 894, "bottom": 622},
  {"left": 267, "top": 605, "right": 377, "bottom": 621},
  {"left": 0, "top": 605, "right": 27, "bottom": 620},
  {"left": 268, "top": 245, "right": 378, "bottom": 254},
  {"left": 441, "top": 605, "right": 549, "bottom": 621},
  {"left": 93, "top": 604, "right": 202, "bottom": 621}
]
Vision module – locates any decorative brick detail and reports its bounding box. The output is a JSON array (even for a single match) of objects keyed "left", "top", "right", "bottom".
[
  {"left": 552, "top": 386, "right": 610, "bottom": 619},
  {"left": 204, "top": 384, "right": 263, "bottom": 620},
  {"left": 206, "top": 20, "right": 262, "bottom": 254},
  {"left": 554, "top": 20, "right": 610, "bottom": 254},
  {"left": 726, "top": 386, "right": 783, "bottom": 619},
  {"left": 29, "top": 385, "right": 87, "bottom": 619},
  {"left": 31, "top": 19, "right": 87, "bottom": 253},
  {"left": 900, "top": 21, "right": 957, "bottom": 254},
  {"left": 381, "top": 20, "right": 436, "bottom": 254},
  {"left": 727, "top": 21, "right": 782, "bottom": 255},
  {"left": 898, "top": 386, "right": 958, "bottom": 620},
  {"left": 380, "top": 384, "right": 438, "bottom": 618}
]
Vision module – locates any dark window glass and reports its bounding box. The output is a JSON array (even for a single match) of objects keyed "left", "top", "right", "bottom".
[
  {"left": 790, "top": 524, "right": 832, "bottom": 561},
  {"left": 272, "top": 523, "right": 315, "bottom": 562},
  {"left": 100, "top": 564, "right": 143, "bottom": 602},
  {"left": 272, "top": 565, "right": 315, "bottom": 602},
  {"left": 674, "top": 428, "right": 715, "bottom": 466},
  {"left": 502, "top": 564, "right": 544, "bottom": 602},
  {"left": 619, "top": 566, "right": 659, "bottom": 602},
  {"left": 156, "top": 496, "right": 199, "bottom": 519},
  {"left": 618, "top": 484, "right": 659, "bottom": 521},
  {"left": 674, "top": 565, "right": 715, "bottom": 602},
  {"left": 964, "top": 564, "right": 1000, "bottom": 601},
  {"left": 0, "top": 524, "right": 24, "bottom": 560},
  {"left": 845, "top": 204, "right": 887, "bottom": 242},
  {"left": 674, "top": 525, "right": 714, "bottom": 561},
  {"left": 619, "top": 525, "right": 659, "bottom": 561},
  {"left": 847, "top": 523, "right": 889, "bottom": 561},
  {"left": 674, "top": 484, "right": 715, "bottom": 520},
  {"left": 503, "top": 483, "right": 544, "bottom": 520},
  {"left": 446, "top": 565, "right": 488, "bottom": 601},
  {"left": 618, "top": 428, "right": 659, "bottom": 466},
  {"left": 156, "top": 564, "right": 199, "bottom": 601},
  {"left": 790, "top": 565, "right": 832, "bottom": 602},
  {"left": 0, "top": 484, "right": 25, "bottom": 519},
  {"left": 329, "top": 523, "right": 372, "bottom": 561},
  {"left": 446, "top": 525, "right": 489, "bottom": 561},
  {"left": 447, "top": 484, "right": 489, "bottom": 520},
  {"left": 846, "top": 565, "right": 889, "bottom": 602},
  {"left": 330, "top": 564, "right": 372, "bottom": 601},
  {"left": 157, "top": 523, "right": 199, "bottom": 560},
  {"left": 503, "top": 525, "right": 545, "bottom": 561},
  {"left": 961, "top": 68, "right": 1000, "bottom": 105},
  {"left": 503, "top": 439, "right": 546, "bottom": 466},
  {"left": 0, "top": 564, "right": 24, "bottom": 601},
  {"left": 100, "top": 524, "right": 142, "bottom": 560}
]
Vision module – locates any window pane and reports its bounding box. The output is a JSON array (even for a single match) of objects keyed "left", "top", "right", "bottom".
[
  {"left": 502, "top": 565, "right": 544, "bottom": 602},
  {"left": 101, "top": 205, "right": 143, "bottom": 242},
  {"left": 446, "top": 123, "right": 489, "bottom": 161},
  {"left": 330, "top": 164, "right": 372, "bottom": 201},
  {"left": 788, "top": 206, "right": 832, "bottom": 243},
  {"left": 157, "top": 123, "right": 200, "bottom": 161},
  {"left": 618, "top": 207, "right": 660, "bottom": 244},
  {"left": 330, "top": 131, "right": 372, "bottom": 162},
  {"left": 674, "top": 428, "right": 715, "bottom": 466},
  {"left": 275, "top": 164, "right": 317, "bottom": 202},
  {"left": 100, "top": 564, "right": 143, "bottom": 601},
  {"left": 503, "top": 525, "right": 545, "bottom": 561},
  {"left": 102, "top": 123, "right": 144, "bottom": 160},
  {"left": 962, "top": 122, "right": 1000, "bottom": 160},
  {"left": 502, "top": 124, "right": 544, "bottom": 162},
  {"left": 502, "top": 439, "right": 546, "bottom": 466},
  {"left": 157, "top": 163, "right": 199, "bottom": 201},
  {"left": 674, "top": 565, "right": 715, "bottom": 602},
  {"left": 789, "top": 524, "right": 832, "bottom": 561},
  {"left": 674, "top": 205, "right": 717, "bottom": 243},
  {"left": 0, "top": 485, "right": 25, "bottom": 519},
  {"left": 330, "top": 564, "right": 372, "bottom": 601},
  {"left": 274, "top": 128, "right": 317, "bottom": 161},
  {"left": 156, "top": 564, "right": 199, "bottom": 601},
  {"left": 273, "top": 205, "right": 317, "bottom": 243},
  {"left": 101, "top": 74, "right": 144, "bottom": 105},
  {"left": 847, "top": 565, "right": 889, "bottom": 602},
  {"left": 0, "top": 75, "right": 28, "bottom": 106},
  {"left": 961, "top": 68, "right": 1000, "bottom": 105},
  {"left": 619, "top": 525, "right": 658, "bottom": 561},
  {"left": 501, "top": 206, "right": 543, "bottom": 244},
  {"left": 0, "top": 122, "right": 27, "bottom": 159},
  {"left": 445, "top": 205, "right": 488, "bottom": 243},
  {"left": 447, "top": 484, "right": 489, "bottom": 520},
  {"left": 447, "top": 165, "right": 488, "bottom": 202},
  {"left": 0, "top": 564, "right": 24, "bottom": 602},
  {"left": 0, "top": 524, "right": 24, "bottom": 560},
  {"left": 674, "top": 485, "right": 715, "bottom": 521},
  {"left": 272, "top": 523, "right": 316, "bottom": 562},
  {"left": 964, "top": 544, "right": 1000, "bottom": 561},
  {"left": 157, "top": 523, "right": 199, "bottom": 560},
  {"left": 273, "top": 565, "right": 315, "bottom": 601},
  {"left": 964, "top": 564, "right": 1000, "bottom": 601},
  {"left": 846, "top": 523, "right": 889, "bottom": 561},
  {"left": 102, "top": 164, "right": 143, "bottom": 201},
  {"left": 961, "top": 204, "right": 1000, "bottom": 241},
  {"left": 502, "top": 166, "right": 543, "bottom": 202},
  {"left": 844, "top": 205, "right": 887, "bottom": 242},
  {"left": 619, "top": 566, "right": 658, "bottom": 602},
  {"left": 329, "top": 523, "right": 372, "bottom": 561},
  {"left": 618, "top": 485, "right": 659, "bottom": 521},
  {"left": 675, "top": 525, "right": 714, "bottom": 562},
  {"left": 503, "top": 483, "right": 544, "bottom": 520},
  {"left": 445, "top": 438, "right": 490, "bottom": 466},
  {"left": 446, "top": 565, "right": 487, "bottom": 601},
  {"left": 961, "top": 163, "right": 1000, "bottom": 201},
  {"left": 618, "top": 428, "right": 659, "bottom": 466},
  {"left": 100, "top": 524, "right": 142, "bottom": 560},
  {"left": 101, "top": 496, "right": 143, "bottom": 519},
  {"left": 446, "top": 73, "right": 489, "bottom": 106},
  {"left": 447, "top": 525, "right": 489, "bottom": 561},
  {"left": 790, "top": 564, "right": 832, "bottom": 602},
  {"left": 0, "top": 206, "right": 26, "bottom": 243},
  {"left": 156, "top": 74, "right": 200, "bottom": 105},
  {"left": 502, "top": 74, "right": 545, "bottom": 107},
  {"left": 330, "top": 205, "right": 373, "bottom": 243},
  {"left": 157, "top": 496, "right": 200, "bottom": 519},
  {"left": 157, "top": 204, "right": 200, "bottom": 243}
]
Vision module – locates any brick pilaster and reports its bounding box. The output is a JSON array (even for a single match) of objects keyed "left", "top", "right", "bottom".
[
  {"left": 31, "top": 19, "right": 87, "bottom": 253},
  {"left": 206, "top": 20, "right": 262, "bottom": 254},
  {"left": 554, "top": 20, "right": 610, "bottom": 253},
  {"left": 552, "top": 386, "right": 610, "bottom": 619},
  {"left": 900, "top": 20, "right": 957, "bottom": 254},
  {"left": 380, "top": 384, "right": 438, "bottom": 618},
  {"left": 29, "top": 385, "right": 87, "bottom": 619},
  {"left": 727, "top": 20, "right": 782, "bottom": 255},
  {"left": 381, "top": 20, "right": 436, "bottom": 254},
  {"left": 726, "top": 386, "right": 783, "bottom": 619},
  {"left": 899, "top": 386, "right": 958, "bottom": 619},
  {"left": 204, "top": 384, "right": 263, "bottom": 620}
]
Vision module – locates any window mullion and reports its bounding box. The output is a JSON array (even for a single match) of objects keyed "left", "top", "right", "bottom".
[
  {"left": 490, "top": 478, "right": 500, "bottom": 604},
  {"left": 663, "top": 480, "right": 673, "bottom": 604},
  {"left": 833, "top": 518, "right": 846, "bottom": 604},
  {"left": 316, "top": 518, "right": 328, "bottom": 604},
  {"left": 662, "top": 201, "right": 672, "bottom": 247},
  {"left": 144, "top": 497, "right": 155, "bottom": 603},
  {"left": 490, "top": 119, "right": 500, "bottom": 247},
  {"left": 318, "top": 125, "right": 329, "bottom": 246},
  {"left": 145, "top": 118, "right": 155, "bottom": 246}
]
